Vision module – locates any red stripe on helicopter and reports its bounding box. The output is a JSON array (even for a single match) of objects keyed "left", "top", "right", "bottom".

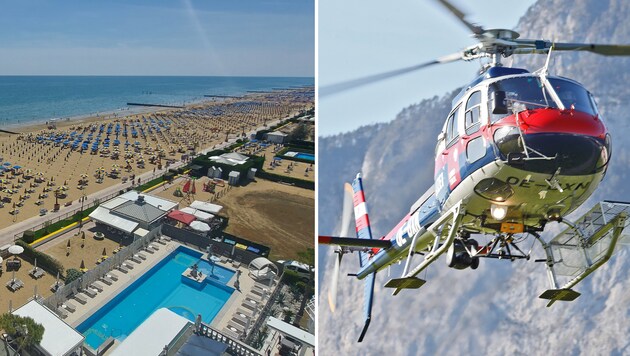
[
  {"left": 499, "top": 109, "right": 604, "bottom": 137},
  {"left": 355, "top": 214, "right": 371, "bottom": 233}
]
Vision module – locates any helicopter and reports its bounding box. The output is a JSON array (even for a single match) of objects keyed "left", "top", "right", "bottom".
[{"left": 319, "top": 0, "right": 630, "bottom": 342}]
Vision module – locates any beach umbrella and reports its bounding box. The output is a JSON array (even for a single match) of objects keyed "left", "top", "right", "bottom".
[
  {"left": 8, "top": 245, "right": 23, "bottom": 255},
  {"left": 3, "top": 162, "right": 10, "bottom": 166},
  {"left": 12, "top": 165, "right": 21, "bottom": 170},
  {"left": 80, "top": 260, "right": 85, "bottom": 270},
  {"left": 11, "top": 270, "right": 15, "bottom": 283},
  {"left": 0, "top": 256, "right": 3, "bottom": 264},
  {"left": 66, "top": 240, "right": 71, "bottom": 248},
  {"left": 190, "top": 221, "right": 211, "bottom": 232},
  {"left": 102, "top": 248, "right": 107, "bottom": 256}
]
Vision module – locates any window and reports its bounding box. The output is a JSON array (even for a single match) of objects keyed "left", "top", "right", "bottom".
[
  {"left": 465, "top": 91, "right": 482, "bottom": 134},
  {"left": 445, "top": 105, "right": 460, "bottom": 147},
  {"left": 466, "top": 136, "right": 486, "bottom": 163}
]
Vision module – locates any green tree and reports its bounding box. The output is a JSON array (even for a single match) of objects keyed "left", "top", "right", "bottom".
[
  {"left": 65, "top": 268, "right": 83, "bottom": 284},
  {"left": 0, "top": 313, "right": 44, "bottom": 354},
  {"left": 293, "top": 247, "right": 314, "bottom": 327}
]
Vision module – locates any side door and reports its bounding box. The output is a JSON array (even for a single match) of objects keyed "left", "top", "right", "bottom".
[
  {"left": 460, "top": 90, "right": 490, "bottom": 178},
  {"left": 435, "top": 104, "right": 461, "bottom": 206}
]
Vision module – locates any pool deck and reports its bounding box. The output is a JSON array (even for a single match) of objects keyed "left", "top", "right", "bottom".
[{"left": 63, "top": 239, "right": 275, "bottom": 352}]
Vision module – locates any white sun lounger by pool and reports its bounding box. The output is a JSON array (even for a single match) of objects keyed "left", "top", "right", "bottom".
[
  {"left": 63, "top": 301, "right": 76, "bottom": 312},
  {"left": 124, "top": 261, "right": 135, "bottom": 270},
  {"left": 116, "top": 265, "right": 129, "bottom": 274},
  {"left": 56, "top": 307, "right": 68, "bottom": 319},
  {"left": 107, "top": 272, "right": 119, "bottom": 281},
  {"left": 222, "top": 327, "right": 241, "bottom": 340},
  {"left": 90, "top": 281, "right": 104, "bottom": 292},
  {"left": 84, "top": 288, "right": 97, "bottom": 298},
  {"left": 143, "top": 247, "right": 155, "bottom": 254},
  {"left": 136, "top": 252, "right": 147, "bottom": 260},
  {"left": 236, "top": 308, "right": 254, "bottom": 319},
  {"left": 100, "top": 275, "right": 113, "bottom": 285},
  {"left": 73, "top": 293, "right": 87, "bottom": 304},
  {"left": 241, "top": 299, "right": 258, "bottom": 313}
]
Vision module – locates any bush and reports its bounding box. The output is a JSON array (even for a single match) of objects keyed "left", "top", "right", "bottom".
[
  {"left": 256, "top": 170, "right": 314, "bottom": 190},
  {"left": 65, "top": 268, "right": 83, "bottom": 284},
  {"left": 16, "top": 240, "right": 64, "bottom": 277},
  {"left": 22, "top": 230, "right": 35, "bottom": 244}
]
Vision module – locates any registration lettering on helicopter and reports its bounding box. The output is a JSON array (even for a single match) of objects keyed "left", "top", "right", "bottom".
[
  {"left": 395, "top": 211, "right": 423, "bottom": 247},
  {"left": 505, "top": 176, "right": 591, "bottom": 191}
]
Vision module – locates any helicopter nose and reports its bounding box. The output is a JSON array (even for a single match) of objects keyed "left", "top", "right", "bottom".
[{"left": 493, "top": 109, "right": 610, "bottom": 175}]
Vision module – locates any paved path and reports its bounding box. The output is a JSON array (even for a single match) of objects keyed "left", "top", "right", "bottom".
[{"left": 0, "top": 117, "right": 289, "bottom": 247}]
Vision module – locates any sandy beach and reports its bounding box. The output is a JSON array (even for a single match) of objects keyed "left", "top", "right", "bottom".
[{"left": 0, "top": 88, "right": 313, "bottom": 231}]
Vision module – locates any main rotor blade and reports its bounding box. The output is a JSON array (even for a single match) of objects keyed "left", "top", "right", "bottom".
[
  {"left": 320, "top": 53, "right": 462, "bottom": 98},
  {"left": 515, "top": 39, "right": 630, "bottom": 56},
  {"left": 328, "top": 247, "right": 343, "bottom": 312},
  {"left": 434, "top": 0, "right": 484, "bottom": 35}
]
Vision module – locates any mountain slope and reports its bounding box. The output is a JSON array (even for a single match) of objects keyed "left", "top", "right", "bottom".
[{"left": 318, "top": 0, "right": 630, "bottom": 354}]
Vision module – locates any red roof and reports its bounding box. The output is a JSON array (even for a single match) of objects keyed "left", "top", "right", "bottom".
[{"left": 167, "top": 210, "right": 196, "bottom": 225}]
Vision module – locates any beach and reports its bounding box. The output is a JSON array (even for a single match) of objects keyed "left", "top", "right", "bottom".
[{"left": 0, "top": 88, "right": 314, "bottom": 231}]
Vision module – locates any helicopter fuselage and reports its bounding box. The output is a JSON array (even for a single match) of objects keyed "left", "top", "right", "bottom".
[{"left": 356, "top": 67, "right": 610, "bottom": 278}]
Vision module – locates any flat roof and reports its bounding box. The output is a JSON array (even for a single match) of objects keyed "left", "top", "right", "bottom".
[
  {"left": 119, "top": 191, "right": 178, "bottom": 211},
  {"left": 100, "top": 197, "right": 128, "bottom": 210},
  {"left": 13, "top": 301, "right": 84, "bottom": 356},
  {"left": 190, "top": 201, "right": 223, "bottom": 215},
  {"left": 89, "top": 206, "right": 139, "bottom": 233},
  {"left": 267, "top": 316, "right": 314, "bottom": 347},
  {"left": 111, "top": 308, "right": 191, "bottom": 356},
  {"left": 180, "top": 207, "right": 214, "bottom": 222}
]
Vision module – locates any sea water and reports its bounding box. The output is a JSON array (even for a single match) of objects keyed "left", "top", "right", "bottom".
[{"left": 0, "top": 76, "right": 313, "bottom": 127}]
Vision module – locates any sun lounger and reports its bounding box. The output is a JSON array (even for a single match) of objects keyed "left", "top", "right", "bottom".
[
  {"left": 227, "top": 322, "right": 245, "bottom": 335},
  {"left": 241, "top": 299, "right": 258, "bottom": 312},
  {"left": 222, "top": 327, "right": 241, "bottom": 340},
  {"left": 136, "top": 252, "right": 147, "bottom": 260},
  {"left": 252, "top": 284, "right": 269, "bottom": 294},
  {"left": 232, "top": 314, "right": 249, "bottom": 328},
  {"left": 33, "top": 268, "right": 45, "bottom": 279},
  {"left": 130, "top": 256, "right": 142, "bottom": 264},
  {"left": 236, "top": 308, "right": 254, "bottom": 319},
  {"left": 143, "top": 247, "right": 155, "bottom": 254},
  {"left": 157, "top": 238, "right": 167, "bottom": 245},
  {"left": 149, "top": 244, "right": 159, "bottom": 251},
  {"left": 231, "top": 260, "right": 241, "bottom": 269},
  {"left": 107, "top": 272, "right": 119, "bottom": 281},
  {"left": 90, "top": 281, "right": 104, "bottom": 292},
  {"left": 63, "top": 301, "right": 76, "bottom": 313},
  {"left": 100, "top": 275, "right": 114, "bottom": 285},
  {"left": 74, "top": 293, "right": 87, "bottom": 304},
  {"left": 56, "top": 307, "right": 68, "bottom": 319},
  {"left": 123, "top": 261, "right": 135, "bottom": 270},
  {"left": 84, "top": 288, "right": 97, "bottom": 298},
  {"left": 6, "top": 279, "right": 23, "bottom": 292},
  {"left": 246, "top": 294, "right": 263, "bottom": 303},
  {"left": 250, "top": 288, "right": 266, "bottom": 298},
  {"left": 116, "top": 265, "right": 129, "bottom": 274},
  {"left": 161, "top": 236, "right": 171, "bottom": 242}
]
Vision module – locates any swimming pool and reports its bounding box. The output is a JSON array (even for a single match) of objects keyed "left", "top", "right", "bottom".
[
  {"left": 285, "top": 151, "right": 315, "bottom": 162},
  {"left": 77, "top": 246, "right": 235, "bottom": 350}
]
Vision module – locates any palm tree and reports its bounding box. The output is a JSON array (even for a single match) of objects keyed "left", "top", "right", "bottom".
[{"left": 293, "top": 248, "right": 314, "bottom": 327}]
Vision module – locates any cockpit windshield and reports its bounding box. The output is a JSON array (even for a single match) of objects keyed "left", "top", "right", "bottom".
[{"left": 489, "top": 76, "right": 597, "bottom": 116}]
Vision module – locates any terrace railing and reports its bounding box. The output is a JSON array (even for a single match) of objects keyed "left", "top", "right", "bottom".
[{"left": 244, "top": 273, "right": 284, "bottom": 346}]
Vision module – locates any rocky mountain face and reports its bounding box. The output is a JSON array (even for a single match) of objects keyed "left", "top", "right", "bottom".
[{"left": 318, "top": 0, "right": 630, "bottom": 354}]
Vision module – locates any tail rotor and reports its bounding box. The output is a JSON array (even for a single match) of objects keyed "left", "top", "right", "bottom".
[{"left": 327, "top": 182, "right": 354, "bottom": 312}]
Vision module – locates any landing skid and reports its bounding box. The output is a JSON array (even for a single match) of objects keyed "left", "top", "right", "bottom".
[
  {"left": 535, "top": 201, "right": 630, "bottom": 306},
  {"left": 384, "top": 202, "right": 465, "bottom": 295}
]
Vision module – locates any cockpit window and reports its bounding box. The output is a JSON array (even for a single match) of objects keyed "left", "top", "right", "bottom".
[
  {"left": 489, "top": 76, "right": 557, "bottom": 112},
  {"left": 488, "top": 76, "right": 596, "bottom": 118},
  {"left": 549, "top": 78, "right": 597, "bottom": 115}
]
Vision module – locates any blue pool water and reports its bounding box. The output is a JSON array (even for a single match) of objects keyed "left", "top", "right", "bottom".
[
  {"left": 295, "top": 152, "right": 315, "bottom": 162},
  {"left": 76, "top": 246, "right": 235, "bottom": 350}
]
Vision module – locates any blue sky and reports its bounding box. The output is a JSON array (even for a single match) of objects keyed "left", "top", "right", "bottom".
[
  {"left": 0, "top": 0, "right": 314, "bottom": 77},
  {"left": 319, "top": 0, "right": 537, "bottom": 136}
]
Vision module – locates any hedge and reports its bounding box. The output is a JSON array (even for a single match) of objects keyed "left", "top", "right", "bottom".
[
  {"left": 256, "top": 170, "right": 314, "bottom": 190},
  {"left": 26, "top": 206, "right": 97, "bottom": 241},
  {"left": 192, "top": 152, "right": 265, "bottom": 184},
  {"left": 16, "top": 240, "right": 65, "bottom": 277},
  {"left": 135, "top": 175, "right": 167, "bottom": 192}
]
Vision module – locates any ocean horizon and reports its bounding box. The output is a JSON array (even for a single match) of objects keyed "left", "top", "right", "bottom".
[{"left": 0, "top": 75, "right": 313, "bottom": 128}]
